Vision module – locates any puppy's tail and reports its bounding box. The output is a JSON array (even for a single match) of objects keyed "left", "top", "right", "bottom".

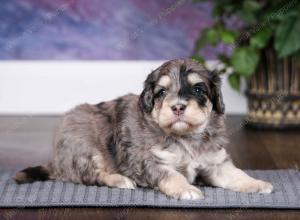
[{"left": 14, "top": 165, "right": 52, "bottom": 184}]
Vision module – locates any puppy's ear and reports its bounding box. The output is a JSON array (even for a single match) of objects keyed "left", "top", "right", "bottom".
[
  {"left": 139, "top": 72, "right": 155, "bottom": 113},
  {"left": 210, "top": 71, "right": 225, "bottom": 114}
]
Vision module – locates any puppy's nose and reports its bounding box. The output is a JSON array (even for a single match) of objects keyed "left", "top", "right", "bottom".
[{"left": 171, "top": 104, "right": 186, "bottom": 116}]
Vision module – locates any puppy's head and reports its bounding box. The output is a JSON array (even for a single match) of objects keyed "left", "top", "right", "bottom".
[{"left": 139, "top": 58, "right": 224, "bottom": 135}]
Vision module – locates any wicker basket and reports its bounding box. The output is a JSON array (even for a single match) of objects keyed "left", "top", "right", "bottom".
[{"left": 246, "top": 48, "right": 300, "bottom": 129}]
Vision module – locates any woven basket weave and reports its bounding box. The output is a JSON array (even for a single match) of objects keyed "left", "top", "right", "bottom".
[{"left": 246, "top": 48, "right": 300, "bottom": 129}]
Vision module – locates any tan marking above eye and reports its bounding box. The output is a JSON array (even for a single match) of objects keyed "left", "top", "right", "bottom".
[
  {"left": 157, "top": 75, "right": 171, "bottom": 88},
  {"left": 187, "top": 73, "right": 203, "bottom": 85}
]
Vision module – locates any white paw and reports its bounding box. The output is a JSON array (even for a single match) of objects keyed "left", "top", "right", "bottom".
[
  {"left": 116, "top": 176, "right": 136, "bottom": 189},
  {"left": 235, "top": 179, "right": 273, "bottom": 194},
  {"left": 167, "top": 185, "right": 204, "bottom": 200},
  {"left": 179, "top": 187, "right": 204, "bottom": 200},
  {"left": 256, "top": 180, "right": 273, "bottom": 194},
  {"left": 105, "top": 174, "right": 136, "bottom": 189}
]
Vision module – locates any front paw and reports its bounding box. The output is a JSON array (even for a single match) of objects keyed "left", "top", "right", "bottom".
[
  {"left": 103, "top": 174, "right": 136, "bottom": 189},
  {"left": 236, "top": 179, "right": 273, "bottom": 194},
  {"left": 256, "top": 180, "right": 273, "bottom": 193},
  {"left": 164, "top": 184, "right": 204, "bottom": 200}
]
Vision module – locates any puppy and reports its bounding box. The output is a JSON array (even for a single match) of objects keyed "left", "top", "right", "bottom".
[{"left": 14, "top": 59, "right": 273, "bottom": 200}]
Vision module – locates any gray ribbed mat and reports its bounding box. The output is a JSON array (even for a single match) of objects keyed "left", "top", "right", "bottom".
[{"left": 0, "top": 169, "right": 300, "bottom": 208}]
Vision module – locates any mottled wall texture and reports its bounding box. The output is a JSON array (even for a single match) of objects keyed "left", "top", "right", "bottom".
[{"left": 0, "top": 0, "right": 222, "bottom": 60}]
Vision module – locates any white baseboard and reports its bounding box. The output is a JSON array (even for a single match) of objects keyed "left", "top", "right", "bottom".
[{"left": 0, "top": 61, "right": 247, "bottom": 115}]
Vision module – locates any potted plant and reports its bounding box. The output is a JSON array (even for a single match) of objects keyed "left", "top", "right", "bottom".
[{"left": 192, "top": 0, "right": 300, "bottom": 129}]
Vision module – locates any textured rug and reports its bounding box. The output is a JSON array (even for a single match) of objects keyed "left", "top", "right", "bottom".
[{"left": 0, "top": 169, "right": 299, "bottom": 208}]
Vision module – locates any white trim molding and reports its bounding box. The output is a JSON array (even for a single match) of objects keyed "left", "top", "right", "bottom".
[{"left": 0, "top": 61, "right": 247, "bottom": 115}]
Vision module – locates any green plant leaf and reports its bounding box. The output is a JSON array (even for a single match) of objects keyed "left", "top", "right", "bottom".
[
  {"left": 220, "top": 29, "right": 238, "bottom": 44},
  {"left": 239, "top": 0, "right": 261, "bottom": 24},
  {"left": 193, "top": 26, "right": 220, "bottom": 52},
  {"left": 231, "top": 47, "right": 259, "bottom": 76},
  {"left": 212, "top": 5, "right": 223, "bottom": 17},
  {"left": 275, "top": 14, "right": 300, "bottom": 57},
  {"left": 218, "top": 54, "right": 231, "bottom": 65},
  {"left": 191, "top": 55, "right": 205, "bottom": 64},
  {"left": 205, "top": 27, "right": 220, "bottom": 44},
  {"left": 243, "top": 0, "right": 261, "bottom": 12},
  {"left": 194, "top": 32, "right": 207, "bottom": 52},
  {"left": 239, "top": 10, "right": 257, "bottom": 24},
  {"left": 228, "top": 73, "right": 240, "bottom": 91},
  {"left": 250, "top": 26, "right": 272, "bottom": 49}
]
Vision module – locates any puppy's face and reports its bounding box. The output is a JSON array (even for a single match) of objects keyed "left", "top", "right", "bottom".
[{"left": 139, "top": 59, "right": 224, "bottom": 135}]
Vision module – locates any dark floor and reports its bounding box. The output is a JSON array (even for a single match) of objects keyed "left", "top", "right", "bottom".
[{"left": 0, "top": 115, "right": 300, "bottom": 219}]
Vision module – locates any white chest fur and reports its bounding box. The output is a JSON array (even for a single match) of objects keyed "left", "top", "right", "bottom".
[{"left": 151, "top": 140, "right": 228, "bottom": 184}]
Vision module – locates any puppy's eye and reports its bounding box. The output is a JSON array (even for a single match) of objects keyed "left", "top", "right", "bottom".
[
  {"left": 156, "top": 89, "right": 167, "bottom": 98},
  {"left": 193, "top": 83, "right": 207, "bottom": 95},
  {"left": 193, "top": 86, "right": 201, "bottom": 94}
]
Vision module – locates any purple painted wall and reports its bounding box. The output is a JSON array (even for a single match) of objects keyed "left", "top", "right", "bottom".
[{"left": 0, "top": 0, "right": 221, "bottom": 60}]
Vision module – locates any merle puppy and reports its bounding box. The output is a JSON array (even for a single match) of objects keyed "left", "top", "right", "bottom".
[{"left": 15, "top": 59, "right": 273, "bottom": 200}]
